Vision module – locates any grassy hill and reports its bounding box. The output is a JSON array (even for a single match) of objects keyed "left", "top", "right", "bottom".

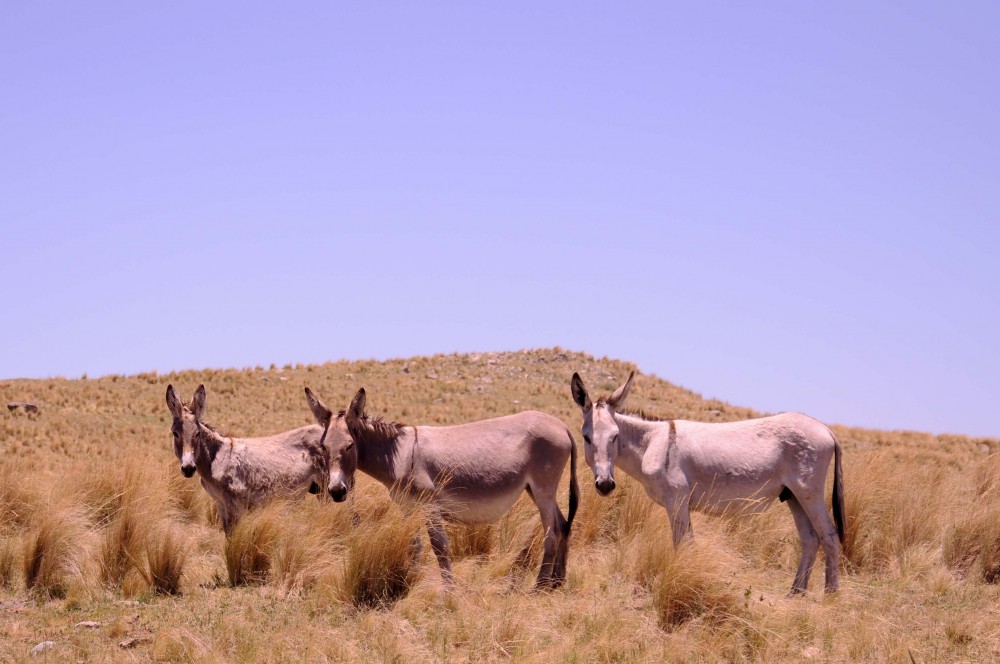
[{"left": 2, "top": 348, "right": 999, "bottom": 662}]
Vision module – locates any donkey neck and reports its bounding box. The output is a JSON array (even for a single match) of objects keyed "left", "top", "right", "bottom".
[
  {"left": 357, "top": 428, "right": 413, "bottom": 488},
  {"left": 193, "top": 424, "right": 228, "bottom": 477},
  {"left": 612, "top": 413, "right": 661, "bottom": 479}
]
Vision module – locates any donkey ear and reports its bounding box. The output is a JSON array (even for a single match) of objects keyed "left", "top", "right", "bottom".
[
  {"left": 571, "top": 372, "right": 592, "bottom": 411},
  {"left": 607, "top": 371, "right": 635, "bottom": 409},
  {"left": 166, "top": 385, "right": 183, "bottom": 418},
  {"left": 191, "top": 384, "right": 207, "bottom": 421},
  {"left": 304, "top": 387, "right": 332, "bottom": 426},
  {"left": 347, "top": 388, "right": 366, "bottom": 421}
]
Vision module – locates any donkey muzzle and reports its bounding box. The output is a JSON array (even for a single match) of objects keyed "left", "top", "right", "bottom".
[
  {"left": 329, "top": 482, "right": 348, "bottom": 502},
  {"left": 595, "top": 477, "right": 616, "bottom": 496},
  {"left": 181, "top": 464, "right": 196, "bottom": 478}
]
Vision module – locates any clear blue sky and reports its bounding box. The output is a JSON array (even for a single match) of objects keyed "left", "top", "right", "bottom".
[{"left": 2, "top": 3, "right": 997, "bottom": 437}]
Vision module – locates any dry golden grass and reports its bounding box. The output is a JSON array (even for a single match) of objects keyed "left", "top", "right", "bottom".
[{"left": 0, "top": 348, "right": 999, "bottom": 662}]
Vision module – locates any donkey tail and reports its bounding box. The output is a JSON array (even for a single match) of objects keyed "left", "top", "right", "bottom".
[
  {"left": 832, "top": 432, "right": 846, "bottom": 544},
  {"left": 564, "top": 430, "right": 580, "bottom": 537}
]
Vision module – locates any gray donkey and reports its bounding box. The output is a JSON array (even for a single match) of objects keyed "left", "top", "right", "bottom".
[{"left": 166, "top": 384, "right": 326, "bottom": 534}]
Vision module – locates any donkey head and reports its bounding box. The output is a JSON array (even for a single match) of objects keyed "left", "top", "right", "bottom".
[
  {"left": 165, "top": 384, "right": 207, "bottom": 478},
  {"left": 304, "top": 387, "right": 363, "bottom": 503},
  {"left": 570, "top": 370, "right": 635, "bottom": 496}
]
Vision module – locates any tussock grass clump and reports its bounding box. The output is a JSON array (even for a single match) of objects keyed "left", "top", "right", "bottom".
[
  {"left": 618, "top": 514, "right": 745, "bottom": 631},
  {"left": 98, "top": 504, "right": 146, "bottom": 588},
  {"left": 944, "top": 454, "right": 1000, "bottom": 582},
  {"left": 336, "top": 502, "right": 424, "bottom": 610},
  {"left": 145, "top": 524, "right": 188, "bottom": 595},
  {"left": 225, "top": 508, "right": 281, "bottom": 586},
  {"left": 224, "top": 500, "right": 345, "bottom": 589},
  {"left": 0, "top": 464, "right": 35, "bottom": 531},
  {"left": 652, "top": 541, "right": 745, "bottom": 631},
  {"left": 721, "top": 502, "right": 797, "bottom": 572},
  {"left": 0, "top": 537, "right": 20, "bottom": 587},
  {"left": 23, "top": 507, "right": 90, "bottom": 597},
  {"left": 842, "top": 452, "right": 947, "bottom": 573},
  {"left": 167, "top": 468, "right": 213, "bottom": 525},
  {"left": 487, "top": 496, "right": 544, "bottom": 578},
  {"left": 575, "top": 475, "right": 654, "bottom": 546},
  {"left": 447, "top": 523, "right": 494, "bottom": 560}
]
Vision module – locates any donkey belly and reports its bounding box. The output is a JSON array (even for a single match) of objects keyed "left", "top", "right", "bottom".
[
  {"left": 689, "top": 475, "right": 784, "bottom": 516},
  {"left": 438, "top": 484, "right": 525, "bottom": 525}
]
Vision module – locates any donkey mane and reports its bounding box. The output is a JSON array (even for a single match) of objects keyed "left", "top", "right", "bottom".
[
  {"left": 179, "top": 403, "right": 230, "bottom": 438},
  {"left": 610, "top": 405, "right": 671, "bottom": 422},
  {"left": 339, "top": 411, "right": 407, "bottom": 445}
]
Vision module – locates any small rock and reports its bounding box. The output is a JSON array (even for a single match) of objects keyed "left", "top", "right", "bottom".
[
  {"left": 710, "top": 410, "right": 722, "bottom": 418},
  {"left": 425, "top": 373, "right": 438, "bottom": 380},
  {"left": 512, "top": 400, "right": 520, "bottom": 404},
  {"left": 402, "top": 366, "right": 410, "bottom": 374},
  {"left": 31, "top": 641, "right": 55, "bottom": 655},
  {"left": 801, "top": 646, "right": 821, "bottom": 659},
  {"left": 126, "top": 613, "right": 140, "bottom": 624},
  {"left": 279, "top": 376, "right": 288, "bottom": 382},
  {"left": 76, "top": 621, "right": 101, "bottom": 629},
  {"left": 119, "top": 632, "right": 153, "bottom": 649}
]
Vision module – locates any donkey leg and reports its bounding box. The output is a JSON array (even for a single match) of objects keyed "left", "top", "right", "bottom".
[
  {"left": 786, "top": 496, "right": 820, "bottom": 595},
  {"left": 409, "top": 533, "right": 424, "bottom": 561},
  {"left": 526, "top": 484, "right": 567, "bottom": 589},
  {"left": 665, "top": 496, "right": 693, "bottom": 548},
  {"left": 427, "top": 512, "right": 455, "bottom": 585},
  {"left": 211, "top": 496, "right": 232, "bottom": 536},
  {"left": 796, "top": 494, "right": 841, "bottom": 592}
]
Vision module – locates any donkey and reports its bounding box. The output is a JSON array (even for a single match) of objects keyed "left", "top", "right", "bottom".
[
  {"left": 165, "top": 384, "right": 327, "bottom": 535},
  {"left": 303, "top": 386, "right": 580, "bottom": 588},
  {"left": 570, "top": 371, "right": 845, "bottom": 594}
]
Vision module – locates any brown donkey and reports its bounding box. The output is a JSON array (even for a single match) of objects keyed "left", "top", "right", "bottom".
[
  {"left": 304, "top": 387, "right": 580, "bottom": 588},
  {"left": 166, "top": 384, "right": 327, "bottom": 534}
]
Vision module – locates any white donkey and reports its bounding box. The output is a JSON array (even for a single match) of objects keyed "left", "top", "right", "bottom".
[
  {"left": 304, "top": 386, "right": 579, "bottom": 588},
  {"left": 570, "top": 371, "right": 845, "bottom": 594},
  {"left": 165, "top": 385, "right": 327, "bottom": 534}
]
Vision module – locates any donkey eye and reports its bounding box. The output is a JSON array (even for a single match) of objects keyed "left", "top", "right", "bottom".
[
  {"left": 345, "top": 442, "right": 353, "bottom": 451},
  {"left": 583, "top": 435, "right": 592, "bottom": 445}
]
